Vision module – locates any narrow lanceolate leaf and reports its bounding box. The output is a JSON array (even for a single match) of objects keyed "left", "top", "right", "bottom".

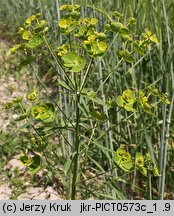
[
  {"left": 61, "top": 52, "right": 86, "bottom": 72},
  {"left": 58, "top": 79, "right": 72, "bottom": 91},
  {"left": 64, "top": 152, "right": 76, "bottom": 174},
  {"left": 33, "top": 143, "right": 48, "bottom": 152},
  {"left": 14, "top": 114, "right": 28, "bottom": 121}
]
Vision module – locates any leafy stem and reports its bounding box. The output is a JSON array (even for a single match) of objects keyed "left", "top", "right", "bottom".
[
  {"left": 42, "top": 35, "right": 75, "bottom": 90},
  {"left": 71, "top": 92, "right": 81, "bottom": 200}
]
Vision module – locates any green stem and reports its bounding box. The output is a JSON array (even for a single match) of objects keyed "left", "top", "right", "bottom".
[
  {"left": 147, "top": 171, "right": 152, "bottom": 200},
  {"left": 158, "top": 0, "right": 172, "bottom": 199},
  {"left": 96, "top": 58, "right": 123, "bottom": 94},
  {"left": 71, "top": 92, "right": 80, "bottom": 200},
  {"left": 159, "top": 88, "right": 174, "bottom": 199},
  {"left": 80, "top": 58, "right": 93, "bottom": 92}
]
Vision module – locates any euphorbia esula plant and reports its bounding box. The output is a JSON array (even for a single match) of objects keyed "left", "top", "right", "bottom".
[{"left": 3, "top": 4, "right": 170, "bottom": 199}]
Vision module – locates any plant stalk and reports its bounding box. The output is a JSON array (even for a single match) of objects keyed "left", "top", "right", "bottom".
[
  {"left": 71, "top": 92, "right": 80, "bottom": 200},
  {"left": 147, "top": 172, "right": 152, "bottom": 200}
]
